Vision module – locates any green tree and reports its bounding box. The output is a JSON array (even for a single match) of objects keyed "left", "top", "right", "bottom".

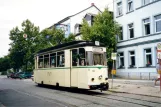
[
  {"left": 0, "top": 56, "right": 10, "bottom": 74},
  {"left": 81, "top": 8, "right": 120, "bottom": 60},
  {"left": 64, "top": 33, "right": 76, "bottom": 42},
  {"left": 40, "top": 28, "right": 75, "bottom": 48},
  {"left": 81, "top": 9, "right": 120, "bottom": 73},
  {"left": 9, "top": 19, "right": 40, "bottom": 72}
]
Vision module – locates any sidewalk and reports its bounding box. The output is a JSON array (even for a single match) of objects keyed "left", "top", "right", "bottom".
[{"left": 108, "top": 79, "right": 161, "bottom": 97}]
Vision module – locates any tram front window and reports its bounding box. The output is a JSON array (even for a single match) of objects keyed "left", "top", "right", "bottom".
[{"left": 93, "top": 53, "right": 104, "bottom": 65}]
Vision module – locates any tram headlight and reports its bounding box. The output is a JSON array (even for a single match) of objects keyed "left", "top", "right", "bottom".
[
  {"left": 105, "top": 78, "right": 108, "bottom": 80},
  {"left": 99, "top": 75, "right": 102, "bottom": 79},
  {"left": 91, "top": 78, "right": 94, "bottom": 81}
]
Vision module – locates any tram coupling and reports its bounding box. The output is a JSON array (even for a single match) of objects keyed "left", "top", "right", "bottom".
[{"left": 99, "top": 83, "right": 109, "bottom": 91}]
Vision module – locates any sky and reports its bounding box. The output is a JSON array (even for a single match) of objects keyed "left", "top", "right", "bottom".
[{"left": 0, "top": 0, "right": 113, "bottom": 57}]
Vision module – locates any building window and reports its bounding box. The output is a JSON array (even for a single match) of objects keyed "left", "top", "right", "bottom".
[
  {"left": 144, "top": 48, "right": 152, "bottom": 66},
  {"left": 117, "top": 2, "right": 122, "bottom": 16},
  {"left": 128, "top": 23, "right": 134, "bottom": 38},
  {"left": 127, "top": 0, "right": 133, "bottom": 12},
  {"left": 143, "top": 0, "right": 150, "bottom": 5},
  {"left": 154, "top": 14, "right": 161, "bottom": 33},
  {"left": 118, "top": 52, "right": 124, "bottom": 68},
  {"left": 118, "top": 27, "right": 123, "bottom": 40},
  {"left": 129, "top": 51, "right": 135, "bottom": 67},
  {"left": 143, "top": 18, "right": 150, "bottom": 35},
  {"left": 75, "top": 24, "right": 82, "bottom": 34}
]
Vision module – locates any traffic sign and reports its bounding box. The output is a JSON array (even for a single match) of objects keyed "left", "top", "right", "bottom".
[
  {"left": 111, "top": 53, "right": 117, "bottom": 60},
  {"left": 23, "top": 34, "right": 27, "bottom": 39},
  {"left": 111, "top": 70, "right": 116, "bottom": 75},
  {"left": 157, "top": 43, "right": 161, "bottom": 59}
]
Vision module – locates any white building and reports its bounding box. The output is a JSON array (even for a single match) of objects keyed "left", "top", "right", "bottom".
[
  {"left": 49, "top": 3, "right": 101, "bottom": 40},
  {"left": 114, "top": 0, "right": 161, "bottom": 79}
]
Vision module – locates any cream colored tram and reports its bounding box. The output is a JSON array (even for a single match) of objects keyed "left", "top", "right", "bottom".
[{"left": 34, "top": 41, "right": 109, "bottom": 90}]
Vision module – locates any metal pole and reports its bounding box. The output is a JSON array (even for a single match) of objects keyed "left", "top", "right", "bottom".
[{"left": 111, "top": 60, "right": 114, "bottom": 89}]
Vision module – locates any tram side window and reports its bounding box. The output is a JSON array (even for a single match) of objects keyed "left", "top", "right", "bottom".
[
  {"left": 79, "top": 48, "right": 86, "bottom": 66},
  {"left": 86, "top": 52, "right": 93, "bottom": 66},
  {"left": 50, "top": 53, "right": 56, "bottom": 67},
  {"left": 72, "top": 49, "right": 78, "bottom": 66},
  {"left": 44, "top": 54, "right": 49, "bottom": 68},
  {"left": 38, "top": 56, "right": 44, "bottom": 68},
  {"left": 57, "top": 51, "right": 65, "bottom": 67}
]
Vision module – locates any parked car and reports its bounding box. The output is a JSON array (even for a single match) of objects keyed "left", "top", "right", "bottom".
[
  {"left": 12, "top": 72, "right": 23, "bottom": 79},
  {"left": 19, "top": 72, "right": 32, "bottom": 79},
  {"left": 7, "top": 72, "right": 14, "bottom": 78}
]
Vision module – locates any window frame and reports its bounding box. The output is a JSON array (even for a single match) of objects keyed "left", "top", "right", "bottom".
[
  {"left": 128, "top": 51, "right": 136, "bottom": 67},
  {"left": 118, "top": 26, "right": 123, "bottom": 41},
  {"left": 118, "top": 52, "right": 125, "bottom": 68},
  {"left": 127, "top": 0, "right": 133, "bottom": 12},
  {"left": 142, "top": 0, "right": 151, "bottom": 5},
  {"left": 56, "top": 51, "right": 65, "bottom": 67},
  {"left": 154, "top": 14, "right": 161, "bottom": 33},
  {"left": 144, "top": 48, "right": 152, "bottom": 66},
  {"left": 38, "top": 55, "right": 44, "bottom": 68},
  {"left": 117, "top": 1, "right": 123, "bottom": 16},
  {"left": 50, "top": 52, "right": 57, "bottom": 68},
  {"left": 143, "top": 18, "right": 151, "bottom": 35},
  {"left": 128, "top": 23, "right": 134, "bottom": 39}
]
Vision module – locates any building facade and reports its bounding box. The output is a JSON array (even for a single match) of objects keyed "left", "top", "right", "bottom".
[
  {"left": 49, "top": 4, "right": 101, "bottom": 40},
  {"left": 114, "top": 0, "right": 161, "bottom": 79}
]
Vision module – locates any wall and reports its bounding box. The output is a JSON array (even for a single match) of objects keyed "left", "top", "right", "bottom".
[{"left": 114, "top": 0, "right": 161, "bottom": 79}]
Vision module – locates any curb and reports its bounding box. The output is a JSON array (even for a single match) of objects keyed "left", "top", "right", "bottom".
[{"left": 108, "top": 89, "right": 161, "bottom": 98}]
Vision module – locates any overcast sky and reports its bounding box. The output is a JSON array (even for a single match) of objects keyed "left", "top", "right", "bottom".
[{"left": 0, "top": 0, "right": 113, "bottom": 57}]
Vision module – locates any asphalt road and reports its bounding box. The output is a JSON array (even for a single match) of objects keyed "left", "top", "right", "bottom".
[{"left": 1, "top": 76, "right": 161, "bottom": 107}]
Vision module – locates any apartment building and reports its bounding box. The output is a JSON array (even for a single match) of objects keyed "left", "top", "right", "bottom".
[
  {"left": 114, "top": 0, "right": 161, "bottom": 79},
  {"left": 49, "top": 3, "right": 101, "bottom": 40}
]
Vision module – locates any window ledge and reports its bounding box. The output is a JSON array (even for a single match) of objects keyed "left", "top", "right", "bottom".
[
  {"left": 136, "top": 0, "right": 161, "bottom": 10},
  {"left": 138, "top": 66, "right": 156, "bottom": 68},
  {"left": 126, "top": 10, "right": 134, "bottom": 14},
  {"left": 116, "top": 14, "right": 123, "bottom": 18},
  {"left": 128, "top": 67, "right": 137, "bottom": 69},
  {"left": 117, "top": 67, "right": 125, "bottom": 69}
]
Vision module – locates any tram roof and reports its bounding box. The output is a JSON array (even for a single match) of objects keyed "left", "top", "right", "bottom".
[{"left": 37, "top": 41, "right": 105, "bottom": 54}]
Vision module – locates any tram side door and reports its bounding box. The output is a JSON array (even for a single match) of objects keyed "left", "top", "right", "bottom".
[{"left": 70, "top": 49, "right": 78, "bottom": 87}]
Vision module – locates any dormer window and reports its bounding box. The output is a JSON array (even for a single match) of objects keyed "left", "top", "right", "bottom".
[{"left": 74, "top": 24, "right": 82, "bottom": 34}]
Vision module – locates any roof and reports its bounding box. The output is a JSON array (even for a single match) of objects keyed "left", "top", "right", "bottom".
[
  {"left": 37, "top": 41, "right": 105, "bottom": 54},
  {"left": 48, "top": 4, "right": 102, "bottom": 29}
]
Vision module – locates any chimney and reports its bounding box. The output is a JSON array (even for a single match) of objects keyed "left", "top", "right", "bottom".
[{"left": 91, "top": 3, "right": 94, "bottom": 6}]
